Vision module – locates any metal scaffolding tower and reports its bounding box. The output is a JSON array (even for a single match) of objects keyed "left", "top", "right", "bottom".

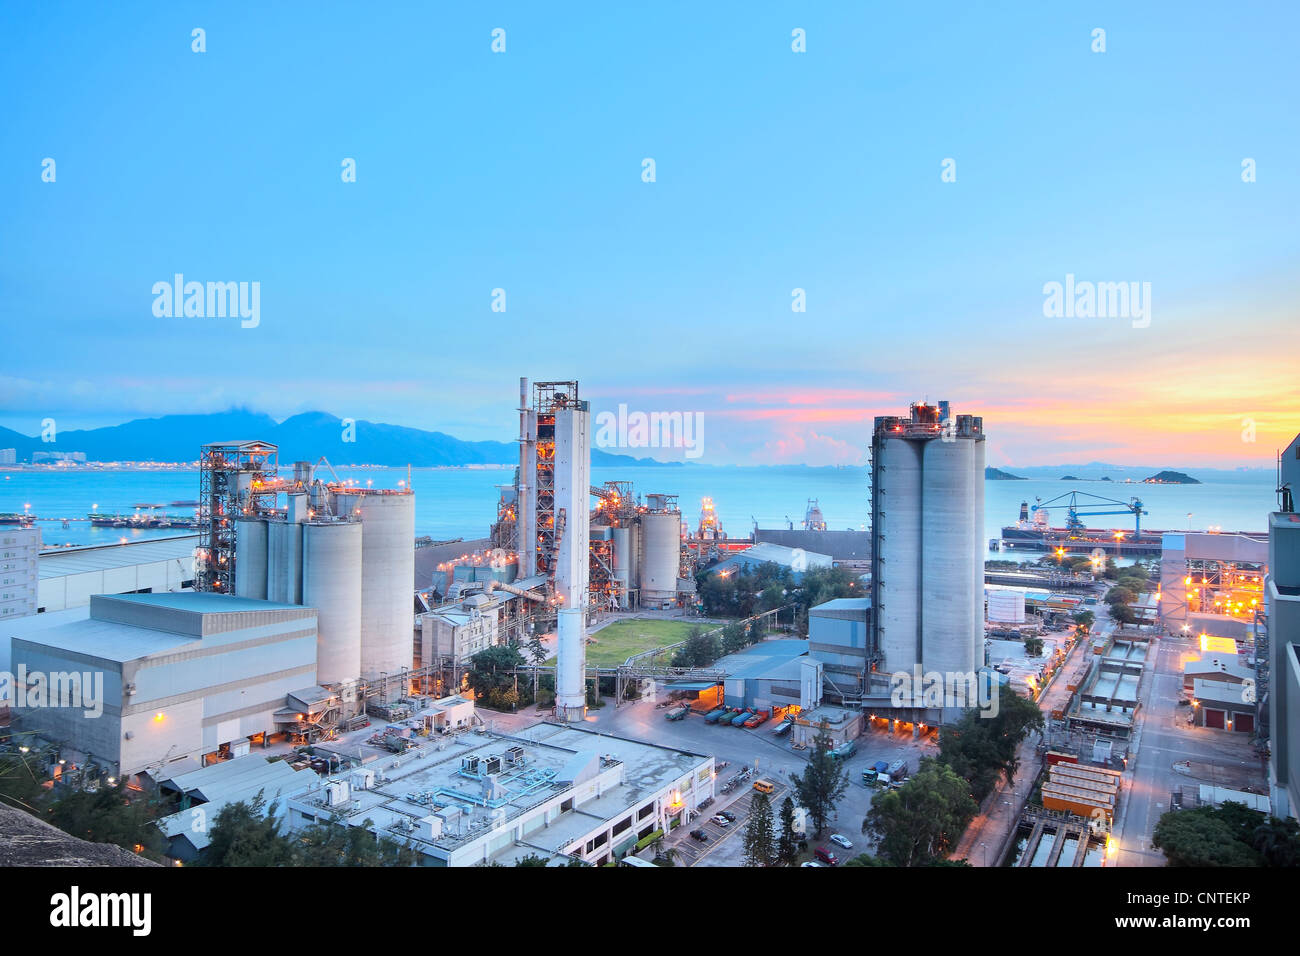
[{"left": 197, "top": 440, "right": 279, "bottom": 592}]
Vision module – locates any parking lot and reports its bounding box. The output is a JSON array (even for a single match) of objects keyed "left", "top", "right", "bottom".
[{"left": 581, "top": 698, "right": 940, "bottom": 865}]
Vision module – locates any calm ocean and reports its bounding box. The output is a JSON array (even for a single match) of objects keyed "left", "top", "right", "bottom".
[{"left": 1, "top": 465, "right": 1279, "bottom": 559}]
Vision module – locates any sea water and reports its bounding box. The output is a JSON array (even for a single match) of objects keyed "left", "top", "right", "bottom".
[{"left": 1, "top": 464, "right": 1278, "bottom": 556}]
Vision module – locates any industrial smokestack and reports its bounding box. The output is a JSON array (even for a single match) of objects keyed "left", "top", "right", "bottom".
[
  {"left": 519, "top": 377, "right": 537, "bottom": 576},
  {"left": 553, "top": 394, "right": 591, "bottom": 721}
]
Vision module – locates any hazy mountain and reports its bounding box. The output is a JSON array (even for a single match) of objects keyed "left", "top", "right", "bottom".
[{"left": 0, "top": 410, "right": 660, "bottom": 467}]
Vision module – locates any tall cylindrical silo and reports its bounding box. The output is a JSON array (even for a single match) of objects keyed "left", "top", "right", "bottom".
[
  {"left": 335, "top": 490, "right": 416, "bottom": 681},
  {"left": 921, "top": 438, "right": 977, "bottom": 678},
  {"left": 235, "top": 518, "right": 268, "bottom": 600},
  {"left": 266, "top": 520, "right": 303, "bottom": 605},
  {"left": 971, "top": 435, "right": 987, "bottom": 670},
  {"left": 639, "top": 510, "right": 680, "bottom": 608},
  {"left": 302, "top": 520, "right": 363, "bottom": 685},
  {"left": 877, "top": 437, "right": 923, "bottom": 674}
]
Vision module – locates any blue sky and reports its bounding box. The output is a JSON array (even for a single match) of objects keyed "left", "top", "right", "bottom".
[{"left": 1, "top": 1, "right": 1297, "bottom": 467}]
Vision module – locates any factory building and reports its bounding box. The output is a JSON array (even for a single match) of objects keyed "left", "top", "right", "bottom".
[
  {"left": 153, "top": 755, "right": 311, "bottom": 862},
  {"left": 36, "top": 534, "right": 197, "bottom": 614},
  {"left": 713, "top": 639, "right": 823, "bottom": 712},
  {"left": 870, "top": 400, "right": 986, "bottom": 684},
  {"left": 807, "top": 597, "right": 871, "bottom": 701},
  {"left": 1265, "top": 430, "right": 1300, "bottom": 818},
  {"left": 419, "top": 593, "right": 501, "bottom": 666},
  {"left": 1, "top": 526, "right": 40, "bottom": 619},
  {"left": 285, "top": 720, "right": 714, "bottom": 866},
  {"left": 10, "top": 592, "right": 318, "bottom": 778},
  {"left": 706, "top": 541, "right": 832, "bottom": 583},
  {"left": 1159, "top": 530, "right": 1268, "bottom": 641}
]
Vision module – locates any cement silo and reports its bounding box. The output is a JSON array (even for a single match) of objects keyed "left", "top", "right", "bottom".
[
  {"left": 302, "top": 521, "right": 363, "bottom": 685},
  {"left": 234, "top": 518, "right": 268, "bottom": 600},
  {"left": 639, "top": 500, "right": 682, "bottom": 609},
  {"left": 873, "top": 430, "right": 924, "bottom": 674},
  {"left": 870, "top": 402, "right": 986, "bottom": 700},
  {"left": 552, "top": 399, "right": 591, "bottom": 721},
  {"left": 921, "top": 437, "right": 977, "bottom": 676},
  {"left": 333, "top": 490, "right": 416, "bottom": 680},
  {"left": 266, "top": 520, "right": 303, "bottom": 605}
]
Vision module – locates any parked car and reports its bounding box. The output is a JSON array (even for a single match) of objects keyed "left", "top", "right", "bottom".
[
  {"left": 752, "top": 778, "right": 775, "bottom": 794},
  {"left": 801, "top": 860, "right": 826, "bottom": 867},
  {"left": 718, "top": 810, "right": 736, "bottom": 823},
  {"left": 690, "top": 829, "right": 709, "bottom": 843},
  {"left": 698, "top": 797, "right": 714, "bottom": 810},
  {"left": 829, "top": 834, "right": 854, "bottom": 850},
  {"left": 814, "top": 847, "right": 841, "bottom": 865},
  {"left": 710, "top": 815, "right": 731, "bottom": 827}
]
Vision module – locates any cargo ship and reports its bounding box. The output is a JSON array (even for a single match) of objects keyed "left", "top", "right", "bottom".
[{"left": 995, "top": 495, "right": 1163, "bottom": 556}]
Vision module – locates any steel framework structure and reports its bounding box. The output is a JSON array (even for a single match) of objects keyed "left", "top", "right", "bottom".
[{"left": 196, "top": 440, "right": 279, "bottom": 592}]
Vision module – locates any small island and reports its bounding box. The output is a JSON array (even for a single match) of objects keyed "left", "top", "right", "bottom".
[
  {"left": 1144, "top": 470, "right": 1200, "bottom": 484},
  {"left": 985, "top": 467, "right": 1026, "bottom": 481},
  {"left": 1061, "top": 475, "right": 1081, "bottom": 481}
]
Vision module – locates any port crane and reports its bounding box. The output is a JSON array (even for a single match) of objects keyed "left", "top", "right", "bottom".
[{"left": 1030, "top": 491, "right": 1147, "bottom": 534}]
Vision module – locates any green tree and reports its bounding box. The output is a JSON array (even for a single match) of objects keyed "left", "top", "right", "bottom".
[
  {"left": 864, "top": 759, "right": 978, "bottom": 867},
  {"left": 671, "top": 627, "right": 722, "bottom": 668},
  {"left": 201, "top": 792, "right": 297, "bottom": 867},
  {"left": 466, "top": 644, "right": 525, "bottom": 702},
  {"left": 1023, "top": 635, "right": 1044, "bottom": 658},
  {"left": 45, "top": 779, "right": 167, "bottom": 857},
  {"left": 790, "top": 728, "right": 850, "bottom": 839},
  {"left": 296, "top": 816, "right": 419, "bottom": 866},
  {"left": 1105, "top": 585, "right": 1136, "bottom": 607},
  {"left": 938, "top": 685, "right": 1043, "bottom": 802},
  {"left": 742, "top": 791, "right": 777, "bottom": 866},
  {"left": 1153, "top": 805, "right": 1264, "bottom": 867},
  {"left": 844, "top": 853, "right": 891, "bottom": 866},
  {"left": 777, "top": 796, "right": 799, "bottom": 864}
]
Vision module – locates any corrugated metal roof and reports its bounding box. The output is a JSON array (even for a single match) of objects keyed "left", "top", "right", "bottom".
[
  {"left": 155, "top": 756, "right": 307, "bottom": 851},
  {"left": 39, "top": 535, "right": 198, "bottom": 580}
]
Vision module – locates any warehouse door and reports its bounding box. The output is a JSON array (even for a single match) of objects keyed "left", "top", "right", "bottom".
[
  {"left": 1204, "top": 708, "right": 1225, "bottom": 730},
  {"left": 1234, "top": 712, "right": 1254, "bottom": 734}
]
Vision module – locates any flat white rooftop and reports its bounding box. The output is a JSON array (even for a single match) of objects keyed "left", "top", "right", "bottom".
[{"left": 39, "top": 534, "right": 199, "bottom": 579}]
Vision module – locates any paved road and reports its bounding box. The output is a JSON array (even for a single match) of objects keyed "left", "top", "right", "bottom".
[
  {"left": 951, "top": 620, "right": 1095, "bottom": 865},
  {"left": 1113, "top": 631, "right": 1267, "bottom": 866}
]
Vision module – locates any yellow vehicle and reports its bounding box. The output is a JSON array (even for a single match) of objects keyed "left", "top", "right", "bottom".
[{"left": 752, "top": 779, "right": 775, "bottom": 794}]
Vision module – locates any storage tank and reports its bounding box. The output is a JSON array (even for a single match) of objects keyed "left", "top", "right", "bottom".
[
  {"left": 972, "top": 435, "right": 987, "bottom": 668},
  {"left": 921, "top": 437, "right": 977, "bottom": 677},
  {"left": 876, "top": 436, "right": 923, "bottom": 674},
  {"left": 302, "top": 520, "right": 363, "bottom": 685},
  {"left": 334, "top": 490, "right": 416, "bottom": 680},
  {"left": 639, "top": 509, "right": 681, "bottom": 607},
  {"left": 234, "top": 518, "right": 268, "bottom": 600},
  {"left": 266, "top": 520, "right": 303, "bottom": 604}
]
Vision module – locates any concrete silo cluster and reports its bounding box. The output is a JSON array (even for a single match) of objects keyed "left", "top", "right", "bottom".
[
  {"left": 197, "top": 446, "right": 415, "bottom": 690},
  {"left": 870, "top": 401, "right": 986, "bottom": 680}
]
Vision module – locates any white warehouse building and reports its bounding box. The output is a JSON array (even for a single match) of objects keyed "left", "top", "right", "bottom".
[
  {"left": 10, "top": 592, "right": 318, "bottom": 778},
  {"left": 286, "top": 721, "right": 714, "bottom": 866},
  {"left": 36, "top": 534, "right": 197, "bottom": 614}
]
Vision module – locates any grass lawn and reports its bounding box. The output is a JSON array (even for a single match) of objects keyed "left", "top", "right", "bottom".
[{"left": 547, "top": 618, "right": 700, "bottom": 668}]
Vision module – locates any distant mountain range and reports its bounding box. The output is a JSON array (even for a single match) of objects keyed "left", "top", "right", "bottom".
[{"left": 0, "top": 410, "right": 670, "bottom": 468}]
